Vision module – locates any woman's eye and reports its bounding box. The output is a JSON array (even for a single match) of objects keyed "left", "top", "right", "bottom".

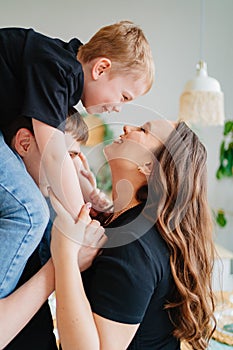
[
  {"left": 123, "top": 95, "right": 129, "bottom": 101},
  {"left": 140, "top": 127, "right": 146, "bottom": 133}
]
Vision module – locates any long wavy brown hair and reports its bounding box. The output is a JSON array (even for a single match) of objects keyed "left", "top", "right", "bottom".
[{"left": 143, "top": 121, "right": 216, "bottom": 349}]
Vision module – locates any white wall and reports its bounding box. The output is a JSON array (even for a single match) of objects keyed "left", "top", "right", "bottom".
[{"left": 1, "top": 0, "right": 233, "bottom": 249}]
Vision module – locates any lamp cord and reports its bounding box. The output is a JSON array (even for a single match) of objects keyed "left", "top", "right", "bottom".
[{"left": 200, "top": 0, "right": 205, "bottom": 61}]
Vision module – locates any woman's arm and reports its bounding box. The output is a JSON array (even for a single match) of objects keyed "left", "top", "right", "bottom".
[
  {"left": 50, "top": 195, "right": 139, "bottom": 350},
  {"left": 0, "top": 213, "right": 104, "bottom": 349},
  {"left": 32, "top": 119, "right": 85, "bottom": 220},
  {"left": 0, "top": 259, "right": 54, "bottom": 349}
]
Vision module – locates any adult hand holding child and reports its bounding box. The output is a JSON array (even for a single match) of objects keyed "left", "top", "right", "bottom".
[
  {"left": 49, "top": 189, "right": 108, "bottom": 349},
  {"left": 49, "top": 189, "right": 107, "bottom": 270}
]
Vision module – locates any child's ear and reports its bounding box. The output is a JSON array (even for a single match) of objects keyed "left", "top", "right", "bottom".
[
  {"left": 14, "top": 128, "right": 34, "bottom": 157},
  {"left": 92, "top": 58, "right": 111, "bottom": 80}
]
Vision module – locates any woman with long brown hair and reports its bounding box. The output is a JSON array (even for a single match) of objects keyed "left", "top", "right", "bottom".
[{"left": 50, "top": 119, "right": 216, "bottom": 350}]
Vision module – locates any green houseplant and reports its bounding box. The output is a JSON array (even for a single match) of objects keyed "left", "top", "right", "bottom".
[{"left": 215, "top": 120, "right": 233, "bottom": 227}]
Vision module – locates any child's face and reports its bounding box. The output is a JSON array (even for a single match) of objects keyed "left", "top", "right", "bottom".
[
  {"left": 22, "top": 132, "right": 81, "bottom": 192},
  {"left": 81, "top": 71, "right": 148, "bottom": 115},
  {"left": 64, "top": 133, "right": 81, "bottom": 159}
]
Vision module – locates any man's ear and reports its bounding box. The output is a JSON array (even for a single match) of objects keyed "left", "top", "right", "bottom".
[
  {"left": 92, "top": 58, "right": 112, "bottom": 80},
  {"left": 13, "top": 128, "right": 34, "bottom": 157}
]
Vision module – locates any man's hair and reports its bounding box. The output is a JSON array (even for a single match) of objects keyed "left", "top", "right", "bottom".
[
  {"left": 1, "top": 116, "right": 34, "bottom": 147},
  {"left": 65, "top": 107, "right": 89, "bottom": 144},
  {"left": 2, "top": 108, "right": 89, "bottom": 147},
  {"left": 78, "top": 20, "right": 155, "bottom": 94}
]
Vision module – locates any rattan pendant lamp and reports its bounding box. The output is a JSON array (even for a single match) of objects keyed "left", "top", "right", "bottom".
[{"left": 178, "top": 0, "right": 224, "bottom": 126}]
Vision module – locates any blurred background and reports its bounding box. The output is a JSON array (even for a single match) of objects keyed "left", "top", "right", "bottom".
[{"left": 1, "top": 0, "right": 233, "bottom": 251}]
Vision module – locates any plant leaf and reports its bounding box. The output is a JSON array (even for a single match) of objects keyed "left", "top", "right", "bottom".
[
  {"left": 220, "top": 140, "right": 225, "bottom": 163},
  {"left": 216, "top": 165, "right": 224, "bottom": 179},
  {"left": 216, "top": 210, "right": 227, "bottom": 227},
  {"left": 224, "top": 121, "right": 233, "bottom": 136}
]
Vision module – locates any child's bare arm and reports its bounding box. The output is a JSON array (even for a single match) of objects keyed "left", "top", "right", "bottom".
[{"left": 32, "top": 119, "right": 84, "bottom": 219}]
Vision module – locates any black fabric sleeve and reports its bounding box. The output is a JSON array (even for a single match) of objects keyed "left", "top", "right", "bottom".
[
  {"left": 83, "top": 240, "right": 158, "bottom": 324},
  {"left": 21, "top": 59, "right": 70, "bottom": 129}
]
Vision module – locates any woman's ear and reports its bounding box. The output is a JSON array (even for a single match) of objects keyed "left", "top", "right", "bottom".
[
  {"left": 13, "top": 128, "right": 34, "bottom": 157},
  {"left": 137, "top": 162, "right": 152, "bottom": 176},
  {"left": 91, "top": 58, "right": 112, "bottom": 80}
]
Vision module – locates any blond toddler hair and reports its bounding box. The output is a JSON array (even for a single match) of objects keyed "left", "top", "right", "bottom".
[{"left": 78, "top": 20, "right": 155, "bottom": 93}]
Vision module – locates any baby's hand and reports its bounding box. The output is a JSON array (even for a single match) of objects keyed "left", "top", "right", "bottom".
[
  {"left": 71, "top": 153, "right": 97, "bottom": 203},
  {"left": 78, "top": 152, "right": 96, "bottom": 188},
  {"left": 71, "top": 151, "right": 113, "bottom": 213},
  {"left": 89, "top": 188, "right": 113, "bottom": 212}
]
